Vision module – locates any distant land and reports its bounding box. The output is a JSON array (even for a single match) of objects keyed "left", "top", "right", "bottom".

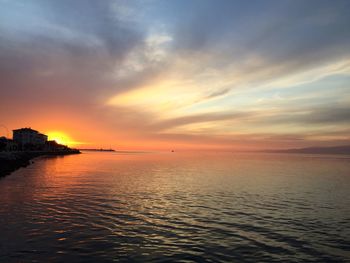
[
  {"left": 79, "top": 148, "right": 116, "bottom": 152},
  {"left": 264, "top": 145, "right": 350, "bottom": 155}
]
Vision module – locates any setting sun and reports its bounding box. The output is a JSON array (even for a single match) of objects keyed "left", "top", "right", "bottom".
[{"left": 47, "top": 131, "right": 73, "bottom": 146}]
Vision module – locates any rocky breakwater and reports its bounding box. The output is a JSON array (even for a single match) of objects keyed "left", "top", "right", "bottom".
[{"left": 0, "top": 150, "right": 80, "bottom": 178}]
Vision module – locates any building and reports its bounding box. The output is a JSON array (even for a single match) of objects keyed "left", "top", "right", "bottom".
[
  {"left": 1, "top": 128, "right": 77, "bottom": 152},
  {"left": 13, "top": 128, "right": 48, "bottom": 149},
  {"left": 0, "top": 137, "right": 7, "bottom": 151},
  {"left": 0, "top": 137, "right": 18, "bottom": 151},
  {"left": 45, "top": 140, "right": 68, "bottom": 151}
]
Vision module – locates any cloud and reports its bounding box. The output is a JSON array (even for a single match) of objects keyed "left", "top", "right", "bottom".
[
  {"left": 162, "top": 0, "right": 350, "bottom": 97},
  {"left": 204, "top": 87, "right": 231, "bottom": 100},
  {"left": 0, "top": 0, "right": 144, "bottom": 105},
  {"left": 273, "top": 106, "right": 350, "bottom": 125},
  {"left": 152, "top": 111, "right": 253, "bottom": 131},
  {"left": 1, "top": 0, "right": 349, "bottom": 149}
]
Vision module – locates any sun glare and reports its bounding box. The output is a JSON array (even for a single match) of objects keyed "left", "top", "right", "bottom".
[{"left": 47, "top": 131, "right": 72, "bottom": 146}]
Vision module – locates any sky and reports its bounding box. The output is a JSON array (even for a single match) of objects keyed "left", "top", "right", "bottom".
[{"left": 0, "top": 0, "right": 349, "bottom": 150}]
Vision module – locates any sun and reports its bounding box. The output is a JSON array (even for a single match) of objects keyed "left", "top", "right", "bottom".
[{"left": 47, "top": 131, "right": 73, "bottom": 146}]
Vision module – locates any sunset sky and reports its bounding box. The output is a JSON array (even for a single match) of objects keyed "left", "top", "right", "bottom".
[{"left": 0, "top": 0, "right": 349, "bottom": 150}]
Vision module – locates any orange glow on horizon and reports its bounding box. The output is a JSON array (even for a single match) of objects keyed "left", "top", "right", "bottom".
[{"left": 46, "top": 131, "right": 74, "bottom": 146}]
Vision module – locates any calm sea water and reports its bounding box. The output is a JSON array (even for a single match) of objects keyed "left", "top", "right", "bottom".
[{"left": 0, "top": 151, "right": 349, "bottom": 262}]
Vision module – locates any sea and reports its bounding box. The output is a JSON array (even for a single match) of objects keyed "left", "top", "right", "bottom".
[{"left": 0, "top": 151, "right": 349, "bottom": 262}]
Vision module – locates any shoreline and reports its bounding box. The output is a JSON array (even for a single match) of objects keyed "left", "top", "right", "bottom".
[{"left": 0, "top": 150, "right": 80, "bottom": 178}]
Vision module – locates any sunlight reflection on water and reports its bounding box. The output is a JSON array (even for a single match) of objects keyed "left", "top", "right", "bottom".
[{"left": 0, "top": 152, "right": 349, "bottom": 262}]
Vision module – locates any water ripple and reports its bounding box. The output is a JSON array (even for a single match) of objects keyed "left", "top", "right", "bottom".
[{"left": 0, "top": 152, "right": 349, "bottom": 262}]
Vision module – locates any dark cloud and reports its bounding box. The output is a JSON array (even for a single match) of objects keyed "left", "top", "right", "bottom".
[
  {"left": 94, "top": 103, "right": 350, "bottom": 141},
  {"left": 150, "top": 105, "right": 350, "bottom": 133},
  {"left": 204, "top": 87, "right": 231, "bottom": 99},
  {"left": 285, "top": 106, "right": 350, "bottom": 125},
  {"left": 153, "top": 111, "right": 252, "bottom": 131},
  {"left": 0, "top": 0, "right": 144, "bottom": 107},
  {"left": 166, "top": 0, "right": 350, "bottom": 81}
]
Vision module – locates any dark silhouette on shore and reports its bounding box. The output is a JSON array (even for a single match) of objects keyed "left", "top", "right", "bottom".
[{"left": 0, "top": 128, "right": 80, "bottom": 177}]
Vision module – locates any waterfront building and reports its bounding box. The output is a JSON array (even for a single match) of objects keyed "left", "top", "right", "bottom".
[
  {"left": 45, "top": 140, "right": 68, "bottom": 151},
  {"left": 13, "top": 128, "right": 48, "bottom": 150},
  {"left": 0, "top": 137, "right": 18, "bottom": 151}
]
